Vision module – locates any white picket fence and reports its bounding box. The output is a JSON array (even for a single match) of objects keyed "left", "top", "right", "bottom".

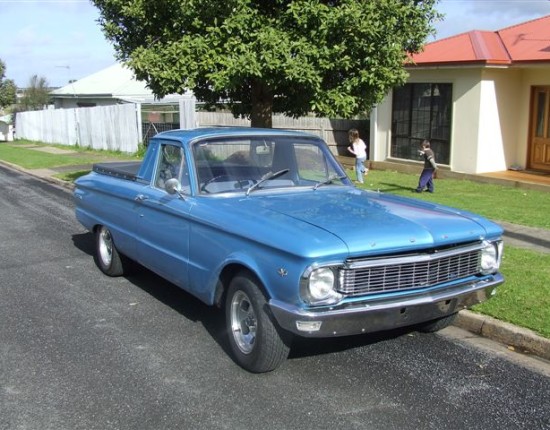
[{"left": 16, "top": 104, "right": 142, "bottom": 152}]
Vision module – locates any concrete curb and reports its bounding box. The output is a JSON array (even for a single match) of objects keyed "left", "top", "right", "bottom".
[{"left": 455, "top": 310, "right": 550, "bottom": 361}]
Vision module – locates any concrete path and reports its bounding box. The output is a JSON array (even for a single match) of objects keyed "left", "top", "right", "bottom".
[{"left": 500, "top": 221, "right": 550, "bottom": 254}]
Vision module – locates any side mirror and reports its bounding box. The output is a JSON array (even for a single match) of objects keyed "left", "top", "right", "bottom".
[{"left": 165, "top": 178, "right": 183, "bottom": 196}]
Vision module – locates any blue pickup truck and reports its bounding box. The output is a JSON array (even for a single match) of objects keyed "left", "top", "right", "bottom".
[{"left": 74, "top": 127, "right": 504, "bottom": 373}]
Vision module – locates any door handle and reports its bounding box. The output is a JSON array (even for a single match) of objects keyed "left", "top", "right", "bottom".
[{"left": 134, "top": 194, "right": 149, "bottom": 202}]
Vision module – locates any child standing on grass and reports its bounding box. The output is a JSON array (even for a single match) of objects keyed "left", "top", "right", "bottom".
[
  {"left": 347, "top": 128, "right": 368, "bottom": 184},
  {"left": 415, "top": 140, "right": 437, "bottom": 193}
]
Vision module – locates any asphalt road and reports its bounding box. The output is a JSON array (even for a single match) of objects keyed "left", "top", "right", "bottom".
[{"left": 1, "top": 165, "right": 549, "bottom": 430}]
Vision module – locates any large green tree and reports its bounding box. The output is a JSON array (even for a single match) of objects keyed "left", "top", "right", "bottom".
[
  {"left": 93, "top": 0, "right": 440, "bottom": 127},
  {"left": 0, "top": 59, "right": 17, "bottom": 110}
]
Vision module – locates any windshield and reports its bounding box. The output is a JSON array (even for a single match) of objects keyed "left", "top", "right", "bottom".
[{"left": 193, "top": 136, "right": 350, "bottom": 195}]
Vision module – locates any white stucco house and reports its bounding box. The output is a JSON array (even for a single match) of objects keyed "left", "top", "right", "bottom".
[{"left": 370, "top": 14, "right": 550, "bottom": 175}]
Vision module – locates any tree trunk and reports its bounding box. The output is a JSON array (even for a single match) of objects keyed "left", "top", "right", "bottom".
[{"left": 250, "top": 80, "right": 273, "bottom": 128}]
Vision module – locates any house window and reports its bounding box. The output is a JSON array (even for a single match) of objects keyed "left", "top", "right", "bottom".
[{"left": 391, "top": 83, "right": 452, "bottom": 164}]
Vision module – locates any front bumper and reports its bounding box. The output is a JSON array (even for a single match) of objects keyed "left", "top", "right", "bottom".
[{"left": 269, "top": 273, "right": 504, "bottom": 337}]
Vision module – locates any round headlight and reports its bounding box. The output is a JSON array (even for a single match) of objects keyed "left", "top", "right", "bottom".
[
  {"left": 480, "top": 241, "right": 500, "bottom": 274},
  {"left": 308, "top": 267, "right": 335, "bottom": 301}
]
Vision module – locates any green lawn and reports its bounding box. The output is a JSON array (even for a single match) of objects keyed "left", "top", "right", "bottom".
[
  {"left": 352, "top": 169, "right": 550, "bottom": 229},
  {"left": 0, "top": 140, "right": 136, "bottom": 169},
  {"left": 474, "top": 246, "right": 550, "bottom": 338}
]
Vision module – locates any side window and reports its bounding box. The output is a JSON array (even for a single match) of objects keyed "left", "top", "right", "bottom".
[{"left": 155, "top": 143, "right": 189, "bottom": 193}]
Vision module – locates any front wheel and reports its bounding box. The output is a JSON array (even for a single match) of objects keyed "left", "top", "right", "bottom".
[
  {"left": 225, "top": 272, "right": 290, "bottom": 373},
  {"left": 95, "top": 225, "right": 125, "bottom": 276}
]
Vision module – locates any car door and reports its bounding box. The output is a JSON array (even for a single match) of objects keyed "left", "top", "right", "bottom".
[{"left": 134, "top": 141, "right": 192, "bottom": 288}]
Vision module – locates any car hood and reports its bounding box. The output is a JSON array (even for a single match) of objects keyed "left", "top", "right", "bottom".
[{"left": 240, "top": 188, "right": 502, "bottom": 256}]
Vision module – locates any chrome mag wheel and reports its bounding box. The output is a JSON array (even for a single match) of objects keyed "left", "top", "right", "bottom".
[
  {"left": 98, "top": 226, "right": 113, "bottom": 267},
  {"left": 229, "top": 290, "right": 257, "bottom": 355}
]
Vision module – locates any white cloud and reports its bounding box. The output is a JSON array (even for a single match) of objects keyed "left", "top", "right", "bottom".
[{"left": 12, "top": 25, "right": 55, "bottom": 49}]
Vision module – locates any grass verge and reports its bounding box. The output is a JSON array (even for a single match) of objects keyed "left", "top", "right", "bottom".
[
  {"left": 351, "top": 169, "right": 550, "bottom": 229},
  {"left": 473, "top": 246, "right": 550, "bottom": 338},
  {"left": 54, "top": 170, "right": 92, "bottom": 182},
  {"left": 0, "top": 140, "right": 136, "bottom": 169}
]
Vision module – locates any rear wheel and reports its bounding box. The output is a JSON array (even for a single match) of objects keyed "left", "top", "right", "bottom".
[
  {"left": 95, "top": 225, "right": 125, "bottom": 276},
  {"left": 416, "top": 312, "right": 458, "bottom": 333},
  {"left": 225, "top": 272, "right": 290, "bottom": 373}
]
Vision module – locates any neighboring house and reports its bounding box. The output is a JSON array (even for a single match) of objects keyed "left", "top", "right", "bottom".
[
  {"left": 371, "top": 14, "right": 550, "bottom": 175},
  {"left": 49, "top": 63, "right": 188, "bottom": 109}
]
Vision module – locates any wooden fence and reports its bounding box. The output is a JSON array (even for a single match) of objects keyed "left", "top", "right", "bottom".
[
  {"left": 15, "top": 103, "right": 368, "bottom": 155},
  {"left": 197, "top": 112, "right": 368, "bottom": 156}
]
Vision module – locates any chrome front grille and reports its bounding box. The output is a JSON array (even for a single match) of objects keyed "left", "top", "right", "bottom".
[{"left": 339, "top": 243, "right": 482, "bottom": 297}]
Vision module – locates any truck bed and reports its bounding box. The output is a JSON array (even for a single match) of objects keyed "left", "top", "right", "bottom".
[{"left": 92, "top": 161, "right": 142, "bottom": 181}]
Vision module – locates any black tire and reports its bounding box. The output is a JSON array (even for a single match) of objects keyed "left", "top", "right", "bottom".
[
  {"left": 225, "top": 272, "right": 290, "bottom": 373},
  {"left": 416, "top": 312, "right": 458, "bottom": 333},
  {"left": 95, "top": 225, "right": 125, "bottom": 277}
]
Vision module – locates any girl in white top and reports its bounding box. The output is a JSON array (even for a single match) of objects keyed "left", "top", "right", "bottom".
[{"left": 347, "top": 128, "right": 368, "bottom": 184}]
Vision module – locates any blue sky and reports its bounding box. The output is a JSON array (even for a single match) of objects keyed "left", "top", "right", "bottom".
[{"left": 1, "top": 0, "right": 550, "bottom": 88}]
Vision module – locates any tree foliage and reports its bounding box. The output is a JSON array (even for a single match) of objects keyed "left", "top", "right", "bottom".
[
  {"left": 93, "top": 0, "right": 440, "bottom": 127},
  {"left": 20, "top": 75, "right": 50, "bottom": 111},
  {"left": 0, "top": 59, "right": 17, "bottom": 110}
]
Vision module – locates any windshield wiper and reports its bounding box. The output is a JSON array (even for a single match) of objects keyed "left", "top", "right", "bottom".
[
  {"left": 246, "top": 169, "right": 290, "bottom": 196},
  {"left": 313, "top": 174, "right": 347, "bottom": 190}
]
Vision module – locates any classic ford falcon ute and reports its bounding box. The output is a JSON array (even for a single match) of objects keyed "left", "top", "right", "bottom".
[{"left": 74, "top": 127, "right": 504, "bottom": 373}]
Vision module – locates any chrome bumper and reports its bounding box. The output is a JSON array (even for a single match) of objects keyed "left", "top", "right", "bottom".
[{"left": 269, "top": 274, "right": 504, "bottom": 337}]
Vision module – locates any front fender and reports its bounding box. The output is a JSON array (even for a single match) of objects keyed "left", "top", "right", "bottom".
[{"left": 190, "top": 245, "right": 310, "bottom": 308}]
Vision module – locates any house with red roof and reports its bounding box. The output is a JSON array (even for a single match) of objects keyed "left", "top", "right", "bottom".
[{"left": 370, "top": 14, "right": 550, "bottom": 175}]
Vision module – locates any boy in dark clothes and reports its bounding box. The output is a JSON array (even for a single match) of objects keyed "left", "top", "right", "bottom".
[{"left": 415, "top": 140, "right": 437, "bottom": 193}]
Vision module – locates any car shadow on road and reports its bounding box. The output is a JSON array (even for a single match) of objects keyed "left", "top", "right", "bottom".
[
  {"left": 72, "top": 232, "right": 230, "bottom": 353},
  {"left": 72, "top": 231, "right": 417, "bottom": 367},
  {"left": 72, "top": 232, "right": 96, "bottom": 255},
  {"left": 288, "top": 327, "right": 416, "bottom": 361}
]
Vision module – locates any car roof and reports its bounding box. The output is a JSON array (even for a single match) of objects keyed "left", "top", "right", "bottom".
[{"left": 153, "top": 127, "right": 317, "bottom": 143}]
